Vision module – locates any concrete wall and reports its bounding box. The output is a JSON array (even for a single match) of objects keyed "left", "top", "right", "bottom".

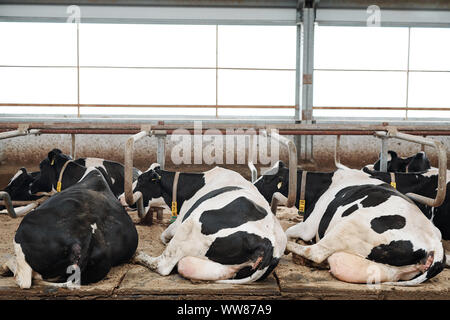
[{"left": 0, "top": 133, "right": 449, "bottom": 175}]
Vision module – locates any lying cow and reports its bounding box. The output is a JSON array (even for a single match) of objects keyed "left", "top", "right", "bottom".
[
  {"left": 254, "top": 161, "right": 445, "bottom": 285},
  {"left": 132, "top": 164, "right": 286, "bottom": 283},
  {"left": 372, "top": 151, "right": 431, "bottom": 173},
  {"left": 363, "top": 166, "right": 450, "bottom": 241},
  {"left": 1, "top": 168, "right": 41, "bottom": 210},
  {"left": 0, "top": 168, "right": 138, "bottom": 288},
  {"left": 30, "top": 149, "right": 140, "bottom": 198}
]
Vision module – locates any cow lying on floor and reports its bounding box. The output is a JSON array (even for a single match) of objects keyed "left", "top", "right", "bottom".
[
  {"left": 254, "top": 161, "right": 445, "bottom": 285},
  {"left": 30, "top": 149, "right": 141, "bottom": 198},
  {"left": 372, "top": 151, "right": 431, "bottom": 173},
  {"left": 362, "top": 166, "right": 450, "bottom": 240},
  {"left": 0, "top": 169, "right": 138, "bottom": 289},
  {"left": 132, "top": 164, "right": 286, "bottom": 283},
  {"left": 1, "top": 168, "right": 41, "bottom": 210}
]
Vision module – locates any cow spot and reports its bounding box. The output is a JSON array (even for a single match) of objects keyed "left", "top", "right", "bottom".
[
  {"left": 367, "top": 240, "right": 427, "bottom": 267},
  {"left": 200, "top": 197, "right": 267, "bottom": 235},
  {"left": 182, "top": 186, "right": 242, "bottom": 223},
  {"left": 341, "top": 204, "right": 359, "bottom": 217},
  {"left": 205, "top": 231, "right": 274, "bottom": 279},
  {"left": 370, "top": 215, "right": 406, "bottom": 234}
]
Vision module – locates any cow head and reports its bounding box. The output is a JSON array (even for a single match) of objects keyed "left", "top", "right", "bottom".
[
  {"left": 373, "top": 150, "right": 430, "bottom": 173},
  {"left": 405, "top": 151, "right": 431, "bottom": 173},
  {"left": 133, "top": 164, "right": 163, "bottom": 206},
  {"left": 3, "top": 168, "right": 38, "bottom": 201},
  {"left": 30, "top": 149, "right": 72, "bottom": 195},
  {"left": 254, "top": 161, "right": 289, "bottom": 204}
]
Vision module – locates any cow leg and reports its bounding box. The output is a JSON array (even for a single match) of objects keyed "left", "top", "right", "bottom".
[
  {"left": 0, "top": 256, "right": 16, "bottom": 276},
  {"left": 286, "top": 241, "right": 335, "bottom": 264},
  {"left": 328, "top": 252, "right": 423, "bottom": 284},
  {"left": 160, "top": 221, "right": 178, "bottom": 245},
  {"left": 285, "top": 221, "right": 317, "bottom": 242},
  {"left": 14, "top": 242, "right": 33, "bottom": 289}
]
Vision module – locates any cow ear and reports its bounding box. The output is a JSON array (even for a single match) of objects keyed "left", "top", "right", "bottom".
[
  {"left": 388, "top": 151, "right": 398, "bottom": 159},
  {"left": 414, "top": 151, "right": 426, "bottom": 159},
  {"left": 20, "top": 167, "right": 28, "bottom": 174},
  {"left": 48, "top": 149, "right": 63, "bottom": 165}
]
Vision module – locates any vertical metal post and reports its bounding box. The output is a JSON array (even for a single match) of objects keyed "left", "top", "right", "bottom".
[
  {"left": 295, "top": 4, "right": 316, "bottom": 163},
  {"left": 380, "top": 136, "right": 388, "bottom": 172},
  {"left": 71, "top": 133, "right": 76, "bottom": 159},
  {"left": 156, "top": 133, "right": 166, "bottom": 170}
]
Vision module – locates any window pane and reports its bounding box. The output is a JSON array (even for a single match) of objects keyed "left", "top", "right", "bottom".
[
  {"left": 79, "top": 24, "right": 216, "bottom": 68},
  {"left": 314, "top": 26, "right": 409, "bottom": 70},
  {"left": 0, "top": 67, "right": 77, "bottom": 104},
  {"left": 218, "top": 107, "right": 294, "bottom": 117},
  {"left": 218, "top": 70, "right": 295, "bottom": 106},
  {"left": 408, "top": 72, "right": 450, "bottom": 111},
  {"left": 80, "top": 68, "right": 216, "bottom": 106},
  {"left": 0, "top": 22, "right": 76, "bottom": 66},
  {"left": 409, "top": 28, "right": 450, "bottom": 71},
  {"left": 80, "top": 107, "right": 216, "bottom": 117},
  {"left": 218, "top": 26, "right": 296, "bottom": 69},
  {"left": 314, "top": 71, "right": 407, "bottom": 108}
]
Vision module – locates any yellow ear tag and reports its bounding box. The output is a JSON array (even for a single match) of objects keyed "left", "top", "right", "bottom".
[
  {"left": 171, "top": 201, "right": 178, "bottom": 217},
  {"left": 56, "top": 181, "right": 62, "bottom": 192},
  {"left": 51, "top": 159, "right": 55, "bottom": 166},
  {"left": 277, "top": 182, "right": 282, "bottom": 189},
  {"left": 299, "top": 199, "right": 306, "bottom": 213},
  {"left": 391, "top": 182, "right": 397, "bottom": 189}
]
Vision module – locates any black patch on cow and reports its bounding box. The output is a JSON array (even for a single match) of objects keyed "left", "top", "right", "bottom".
[
  {"left": 426, "top": 261, "right": 445, "bottom": 280},
  {"left": 15, "top": 170, "right": 138, "bottom": 284},
  {"left": 181, "top": 186, "right": 242, "bottom": 222},
  {"left": 367, "top": 240, "right": 427, "bottom": 267},
  {"left": 199, "top": 197, "right": 267, "bottom": 235},
  {"left": 205, "top": 231, "right": 274, "bottom": 278},
  {"left": 318, "top": 184, "right": 410, "bottom": 239},
  {"left": 341, "top": 204, "right": 359, "bottom": 217},
  {"left": 370, "top": 215, "right": 406, "bottom": 234}
]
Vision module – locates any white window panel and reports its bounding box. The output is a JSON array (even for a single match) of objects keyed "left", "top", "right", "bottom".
[
  {"left": 0, "top": 22, "right": 77, "bottom": 66},
  {"left": 409, "top": 28, "right": 450, "bottom": 71},
  {"left": 408, "top": 72, "right": 450, "bottom": 110},
  {"left": 80, "top": 107, "right": 216, "bottom": 117},
  {"left": 79, "top": 24, "right": 216, "bottom": 68},
  {"left": 314, "top": 71, "right": 407, "bottom": 108},
  {"left": 314, "top": 26, "right": 409, "bottom": 71},
  {"left": 218, "top": 108, "right": 294, "bottom": 117},
  {"left": 80, "top": 68, "right": 216, "bottom": 105},
  {"left": 218, "top": 70, "right": 295, "bottom": 106},
  {"left": 0, "top": 67, "right": 77, "bottom": 104},
  {"left": 218, "top": 26, "right": 296, "bottom": 69}
]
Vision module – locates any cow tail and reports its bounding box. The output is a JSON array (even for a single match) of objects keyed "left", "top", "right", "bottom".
[{"left": 383, "top": 244, "right": 445, "bottom": 286}]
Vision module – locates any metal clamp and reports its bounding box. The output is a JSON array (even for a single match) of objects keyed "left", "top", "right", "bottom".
[{"left": 375, "top": 129, "right": 447, "bottom": 207}]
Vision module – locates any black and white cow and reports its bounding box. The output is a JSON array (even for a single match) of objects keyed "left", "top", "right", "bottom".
[
  {"left": 132, "top": 164, "right": 286, "bottom": 283},
  {"left": 362, "top": 166, "right": 450, "bottom": 240},
  {"left": 1, "top": 168, "right": 41, "bottom": 210},
  {"left": 30, "top": 149, "right": 140, "bottom": 198},
  {"left": 0, "top": 169, "right": 138, "bottom": 288},
  {"left": 254, "top": 161, "right": 445, "bottom": 285},
  {"left": 372, "top": 151, "right": 431, "bottom": 173}
]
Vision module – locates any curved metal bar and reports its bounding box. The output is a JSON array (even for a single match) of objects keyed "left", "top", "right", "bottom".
[
  {"left": 248, "top": 134, "right": 258, "bottom": 183},
  {"left": 334, "top": 134, "right": 341, "bottom": 167},
  {"left": 263, "top": 129, "right": 297, "bottom": 208},
  {"left": 375, "top": 129, "right": 447, "bottom": 207},
  {"left": 0, "top": 192, "right": 17, "bottom": 218},
  {"left": 124, "top": 128, "right": 151, "bottom": 219}
]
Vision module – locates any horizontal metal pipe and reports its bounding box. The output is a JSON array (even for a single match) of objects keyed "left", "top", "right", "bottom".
[
  {"left": 313, "top": 106, "right": 450, "bottom": 111},
  {"left": 0, "top": 103, "right": 295, "bottom": 109}
]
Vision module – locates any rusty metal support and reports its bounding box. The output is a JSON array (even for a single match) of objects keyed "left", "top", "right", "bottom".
[
  {"left": 375, "top": 129, "right": 447, "bottom": 207},
  {"left": 124, "top": 128, "right": 151, "bottom": 219},
  {"left": 0, "top": 124, "right": 40, "bottom": 140},
  {"left": 334, "top": 134, "right": 341, "bottom": 167}
]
